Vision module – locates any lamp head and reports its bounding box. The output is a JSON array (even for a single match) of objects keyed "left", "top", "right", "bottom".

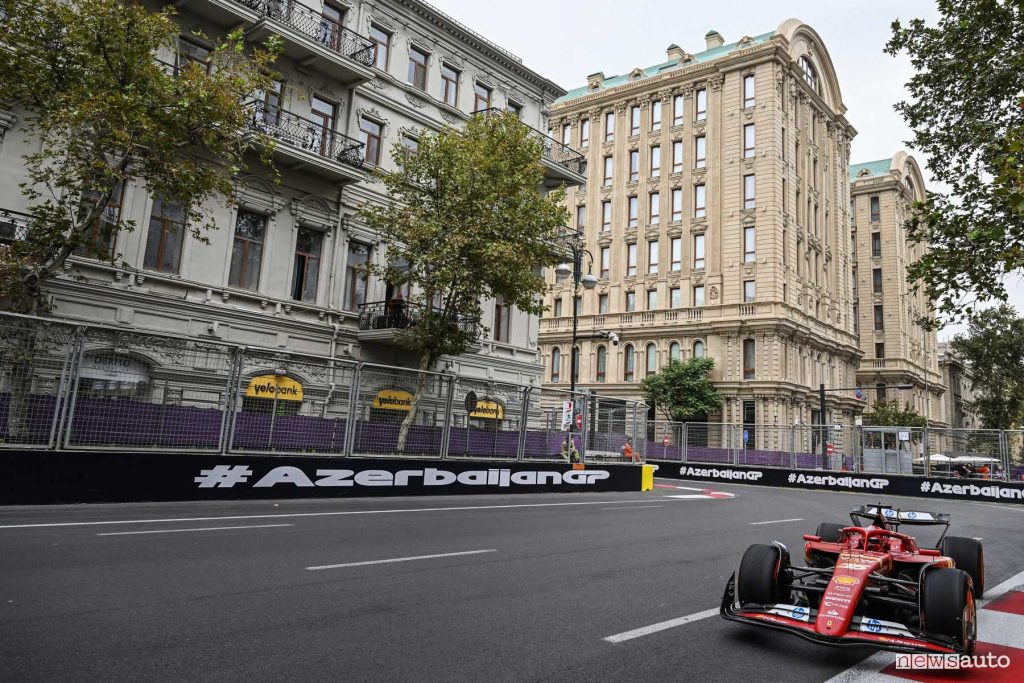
[
  {"left": 554, "top": 262, "right": 572, "bottom": 279},
  {"left": 580, "top": 273, "right": 598, "bottom": 290}
]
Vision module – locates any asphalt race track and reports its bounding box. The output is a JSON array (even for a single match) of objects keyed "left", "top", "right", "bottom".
[{"left": 2, "top": 480, "right": 1023, "bottom": 681}]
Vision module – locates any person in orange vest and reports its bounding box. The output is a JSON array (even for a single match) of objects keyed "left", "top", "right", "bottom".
[{"left": 622, "top": 437, "right": 635, "bottom": 462}]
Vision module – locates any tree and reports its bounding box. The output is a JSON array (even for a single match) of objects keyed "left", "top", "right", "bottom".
[
  {"left": 0, "top": 0, "right": 280, "bottom": 313},
  {"left": 359, "top": 111, "right": 567, "bottom": 452},
  {"left": 886, "top": 2, "right": 1024, "bottom": 324},
  {"left": 862, "top": 400, "right": 926, "bottom": 428},
  {"left": 951, "top": 304, "right": 1024, "bottom": 429},
  {"left": 640, "top": 357, "right": 723, "bottom": 422}
]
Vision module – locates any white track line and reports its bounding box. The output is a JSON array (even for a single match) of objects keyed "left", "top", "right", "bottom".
[
  {"left": 749, "top": 518, "right": 804, "bottom": 525},
  {"left": 307, "top": 549, "right": 496, "bottom": 571},
  {"left": 97, "top": 524, "right": 294, "bottom": 536},
  {"left": 600, "top": 505, "right": 663, "bottom": 510},
  {"left": 603, "top": 608, "right": 720, "bottom": 643}
]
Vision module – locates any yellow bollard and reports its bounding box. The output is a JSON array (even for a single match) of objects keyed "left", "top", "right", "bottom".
[{"left": 641, "top": 464, "right": 657, "bottom": 491}]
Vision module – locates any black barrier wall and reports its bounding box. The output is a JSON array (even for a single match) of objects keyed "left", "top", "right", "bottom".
[
  {"left": 0, "top": 451, "right": 643, "bottom": 505},
  {"left": 660, "top": 463, "right": 1024, "bottom": 504}
]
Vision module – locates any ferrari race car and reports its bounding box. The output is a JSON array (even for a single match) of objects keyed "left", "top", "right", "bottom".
[{"left": 721, "top": 504, "right": 984, "bottom": 654}]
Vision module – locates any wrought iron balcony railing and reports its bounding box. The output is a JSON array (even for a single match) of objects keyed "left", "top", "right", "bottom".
[
  {"left": 257, "top": 0, "right": 374, "bottom": 67},
  {"left": 0, "top": 208, "right": 31, "bottom": 244},
  {"left": 358, "top": 300, "right": 479, "bottom": 337},
  {"left": 474, "top": 108, "right": 586, "bottom": 176},
  {"left": 245, "top": 100, "right": 365, "bottom": 169}
]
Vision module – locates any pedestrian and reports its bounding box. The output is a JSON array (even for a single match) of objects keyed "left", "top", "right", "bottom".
[{"left": 622, "top": 436, "right": 635, "bottom": 462}]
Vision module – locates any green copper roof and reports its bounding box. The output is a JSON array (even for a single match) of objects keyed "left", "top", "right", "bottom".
[
  {"left": 849, "top": 159, "right": 892, "bottom": 182},
  {"left": 554, "top": 31, "right": 775, "bottom": 105}
]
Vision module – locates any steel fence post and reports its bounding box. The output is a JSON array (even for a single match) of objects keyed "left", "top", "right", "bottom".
[
  {"left": 681, "top": 421, "right": 687, "bottom": 463},
  {"left": 579, "top": 392, "right": 590, "bottom": 463},
  {"left": 50, "top": 325, "right": 84, "bottom": 450},
  {"left": 343, "top": 363, "right": 362, "bottom": 458},
  {"left": 218, "top": 346, "right": 242, "bottom": 454},
  {"left": 60, "top": 327, "right": 88, "bottom": 449},
  {"left": 439, "top": 375, "right": 455, "bottom": 460},
  {"left": 516, "top": 386, "right": 530, "bottom": 462}
]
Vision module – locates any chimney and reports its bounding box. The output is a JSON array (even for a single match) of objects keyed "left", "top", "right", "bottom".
[
  {"left": 587, "top": 71, "right": 605, "bottom": 90},
  {"left": 705, "top": 30, "right": 724, "bottom": 49},
  {"left": 666, "top": 44, "right": 685, "bottom": 62}
]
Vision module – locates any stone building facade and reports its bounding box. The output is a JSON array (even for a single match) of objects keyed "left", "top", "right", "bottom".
[
  {"left": 849, "top": 153, "right": 945, "bottom": 425},
  {"left": 539, "top": 19, "right": 864, "bottom": 432},
  {"left": 938, "top": 342, "right": 978, "bottom": 430}
]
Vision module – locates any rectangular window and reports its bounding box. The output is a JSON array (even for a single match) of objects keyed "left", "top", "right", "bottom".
[
  {"left": 600, "top": 247, "right": 610, "bottom": 278},
  {"left": 626, "top": 243, "right": 637, "bottom": 277},
  {"left": 76, "top": 181, "right": 124, "bottom": 259},
  {"left": 743, "top": 74, "right": 755, "bottom": 108},
  {"left": 551, "top": 349, "right": 561, "bottom": 383},
  {"left": 603, "top": 155, "right": 613, "bottom": 186},
  {"left": 694, "top": 184, "right": 706, "bottom": 218},
  {"left": 309, "top": 96, "right": 336, "bottom": 156},
  {"left": 493, "top": 297, "right": 511, "bottom": 343},
  {"left": 369, "top": 24, "right": 389, "bottom": 70},
  {"left": 601, "top": 201, "right": 612, "bottom": 232},
  {"left": 400, "top": 135, "right": 418, "bottom": 163},
  {"left": 178, "top": 36, "right": 211, "bottom": 74},
  {"left": 694, "top": 233, "right": 705, "bottom": 269},
  {"left": 872, "top": 267, "right": 883, "bottom": 294},
  {"left": 874, "top": 304, "right": 884, "bottom": 331},
  {"left": 143, "top": 197, "right": 185, "bottom": 274},
  {"left": 671, "top": 237, "right": 681, "bottom": 271},
  {"left": 440, "top": 64, "right": 459, "bottom": 106},
  {"left": 744, "top": 225, "right": 756, "bottom": 262},
  {"left": 407, "top": 46, "right": 428, "bottom": 90},
  {"left": 320, "top": 4, "right": 346, "bottom": 53},
  {"left": 359, "top": 117, "right": 382, "bottom": 165},
  {"left": 554, "top": 298, "right": 563, "bottom": 317},
  {"left": 743, "top": 124, "right": 755, "bottom": 158},
  {"left": 871, "top": 231, "right": 881, "bottom": 257},
  {"left": 628, "top": 196, "right": 638, "bottom": 227},
  {"left": 782, "top": 128, "right": 787, "bottom": 162},
  {"left": 473, "top": 82, "right": 491, "bottom": 112},
  {"left": 782, "top": 178, "right": 788, "bottom": 213},
  {"left": 507, "top": 100, "right": 523, "bottom": 119},
  {"left": 580, "top": 118, "right": 590, "bottom": 146},
  {"left": 576, "top": 204, "right": 586, "bottom": 230},
  {"left": 625, "top": 291, "right": 636, "bottom": 312},
  {"left": 671, "top": 188, "right": 682, "bottom": 221},
  {"left": 672, "top": 140, "right": 683, "bottom": 173},
  {"left": 561, "top": 123, "right": 571, "bottom": 146},
  {"left": 647, "top": 289, "right": 657, "bottom": 310},
  {"left": 649, "top": 192, "right": 660, "bottom": 224},
  {"left": 630, "top": 105, "right": 641, "bottom": 135},
  {"left": 744, "top": 174, "right": 756, "bottom": 210},
  {"left": 870, "top": 196, "right": 881, "bottom": 222},
  {"left": 292, "top": 228, "right": 323, "bottom": 302},
  {"left": 673, "top": 95, "right": 684, "bottom": 125},
  {"left": 574, "top": 296, "right": 582, "bottom": 317},
  {"left": 694, "top": 285, "right": 705, "bottom": 307},
  {"left": 648, "top": 241, "right": 659, "bottom": 273},
  {"left": 629, "top": 150, "right": 639, "bottom": 182},
  {"left": 695, "top": 135, "right": 706, "bottom": 169},
  {"left": 670, "top": 287, "right": 681, "bottom": 308},
  {"left": 344, "top": 242, "right": 371, "bottom": 310},
  {"left": 744, "top": 280, "right": 756, "bottom": 303},
  {"left": 229, "top": 209, "right": 266, "bottom": 290},
  {"left": 743, "top": 339, "right": 756, "bottom": 380},
  {"left": 604, "top": 111, "right": 615, "bottom": 142},
  {"left": 875, "top": 342, "right": 885, "bottom": 359},
  {"left": 599, "top": 293, "right": 609, "bottom": 314},
  {"left": 650, "top": 146, "right": 661, "bottom": 178},
  {"left": 651, "top": 102, "right": 662, "bottom": 131},
  {"left": 695, "top": 88, "right": 707, "bottom": 121}
]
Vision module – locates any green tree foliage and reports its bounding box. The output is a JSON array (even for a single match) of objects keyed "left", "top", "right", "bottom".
[
  {"left": 640, "top": 357, "right": 723, "bottom": 422},
  {"left": 0, "top": 0, "right": 280, "bottom": 313},
  {"left": 886, "top": 2, "right": 1024, "bottom": 324},
  {"left": 359, "top": 111, "right": 567, "bottom": 451},
  {"left": 951, "top": 304, "right": 1024, "bottom": 429},
  {"left": 862, "top": 400, "right": 926, "bottom": 428}
]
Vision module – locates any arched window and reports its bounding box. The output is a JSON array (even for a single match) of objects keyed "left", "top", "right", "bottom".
[
  {"left": 743, "top": 339, "right": 756, "bottom": 380},
  {"left": 551, "top": 348, "right": 561, "bottom": 382},
  {"left": 623, "top": 344, "right": 635, "bottom": 381},
  {"left": 669, "top": 342, "right": 681, "bottom": 362},
  {"left": 645, "top": 343, "right": 658, "bottom": 376},
  {"left": 595, "top": 346, "right": 607, "bottom": 382},
  {"left": 693, "top": 340, "right": 705, "bottom": 359},
  {"left": 799, "top": 56, "right": 818, "bottom": 93},
  {"left": 572, "top": 346, "right": 580, "bottom": 383}
]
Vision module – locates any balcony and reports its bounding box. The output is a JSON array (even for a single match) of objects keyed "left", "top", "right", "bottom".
[
  {"left": 357, "top": 300, "right": 479, "bottom": 345},
  {"left": 245, "top": 101, "right": 365, "bottom": 183},
  {"left": 475, "top": 109, "right": 586, "bottom": 188},
  {"left": 175, "top": 0, "right": 262, "bottom": 26},
  {"left": 246, "top": 1, "right": 375, "bottom": 85},
  {"left": 0, "top": 208, "right": 31, "bottom": 244}
]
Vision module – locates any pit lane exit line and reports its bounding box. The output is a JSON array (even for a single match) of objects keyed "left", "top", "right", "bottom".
[{"left": 603, "top": 608, "right": 720, "bottom": 643}]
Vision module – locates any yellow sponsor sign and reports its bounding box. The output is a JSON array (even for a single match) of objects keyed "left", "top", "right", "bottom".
[
  {"left": 372, "top": 389, "right": 414, "bottom": 411},
  {"left": 245, "top": 375, "right": 303, "bottom": 401},
  {"left": 469, "top": 399, "right": 504, "bottom": 420}
]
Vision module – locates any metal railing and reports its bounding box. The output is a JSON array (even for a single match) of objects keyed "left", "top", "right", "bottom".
[
  {"left": 257, "top": 0, "right": 374, "bottom": 67},
  {"left": 0, "top": 312, "right": 646, "bottom": 463},
  {"left": 0, "top": 208, "right": 31, "bottom": 244},
  {"left": 245, "top": 100, "right": 365, "bottom": 169},
  {"left": 357, "top": 300, "right": 479, "bottom": 336},
  {"left": 474, "top": 108, "right": 586, "bottom": 176}
]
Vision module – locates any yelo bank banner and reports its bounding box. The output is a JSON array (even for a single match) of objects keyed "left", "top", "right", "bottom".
[
  {"left": 372, "top": 389, "right": 414, "bottom": 411},
  {"left": 245, "top": 375, "right": 303, "bottom": 401},
  {"left": 469, "top": 400, "right": 504, "bottom": 420}
]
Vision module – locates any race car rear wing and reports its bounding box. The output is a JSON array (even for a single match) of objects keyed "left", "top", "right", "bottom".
[{"left": 851, "top": 504, "right": 950, "bottom": 543}]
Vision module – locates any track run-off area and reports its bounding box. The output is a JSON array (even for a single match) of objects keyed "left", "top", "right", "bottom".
[{"left": 1, "top": 479, "right": 1022, "bottom": 681}]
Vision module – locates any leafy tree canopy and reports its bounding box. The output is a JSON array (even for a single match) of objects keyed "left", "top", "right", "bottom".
[
  {"left": 0, "top": 0, "right": 279, "bottom": 312},
  {"left": 886, "top": 1, "right": 1024, "bottom": 325},
  {"left": 640, "top": 357, "right": 723, "bottom": 422},
  {"left": 861, "top": 400, "right": 926, "bottom": 428},
  {"left": 951, "top": 303, "right": 1024, "bottom": 429}
]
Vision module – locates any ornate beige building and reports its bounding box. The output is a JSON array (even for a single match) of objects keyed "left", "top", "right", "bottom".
[
  {"left": 539, "top": 19, "right": 865, "bottom": 430},
  {"left": 849, "top": 153, "right": 945, "bottom": 425}
]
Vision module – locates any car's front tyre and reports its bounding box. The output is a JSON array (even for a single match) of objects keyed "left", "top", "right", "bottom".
[
  {"left": 737, "top": 543, "right": 790, "bottom": 606},
  {"left": 921, "top": 567, "right": 976, "bottom": 654}
]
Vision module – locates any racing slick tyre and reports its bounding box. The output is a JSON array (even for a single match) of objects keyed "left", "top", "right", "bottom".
[
  {"left": 737, "top": 544, "right": 790, "bottom": 606},
  {"left": 814, "top": 522, "right": 847, "bottom": 543},
  {"left": 921, "top": 567, "right": 977, "bottom": 654},
  {"left": 941, "top": 536, "right": 985, "bottom": 598}
]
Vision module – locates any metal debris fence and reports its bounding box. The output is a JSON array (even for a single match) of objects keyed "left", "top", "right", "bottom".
[{"left": 0, "top": 312, "right": 646, "bottom": 463}]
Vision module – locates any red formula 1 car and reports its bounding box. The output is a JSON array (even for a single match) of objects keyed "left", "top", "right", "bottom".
[{"left": 721, "top": 504, "right": 985, "bottom": 654}]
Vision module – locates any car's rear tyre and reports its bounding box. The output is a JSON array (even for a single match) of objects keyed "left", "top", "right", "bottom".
[
  {"left": 815, "top": 522, "right": 847, "bottom": 543},
  {"left": 941, "top": 536, "right": 985, "bottom": 598},
  {"left": 921, "top": 567, "right": 976, "bottom": 654},
  {"left": 737, "top": 544, "right": 790, "bottom": 606}
]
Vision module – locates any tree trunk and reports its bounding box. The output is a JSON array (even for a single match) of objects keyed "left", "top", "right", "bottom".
[{"left": 395, "top": 351, "right": 433, "bottom": 453}]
